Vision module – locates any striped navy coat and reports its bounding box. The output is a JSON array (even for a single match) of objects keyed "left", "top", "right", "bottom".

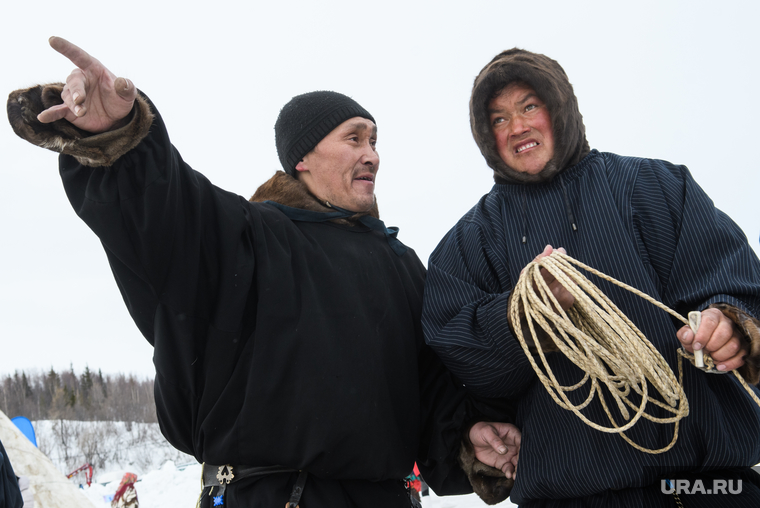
[{"left": 422, "top": 150, "right": 760, "bottom": 506}]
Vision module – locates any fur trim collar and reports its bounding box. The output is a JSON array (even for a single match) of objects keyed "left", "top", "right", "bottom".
[
  {"left": 249, "top": 171, "right": 380, "bottom": 224},
  {"left": 469, "top": 48, "right": 591, "bottom": 184}
]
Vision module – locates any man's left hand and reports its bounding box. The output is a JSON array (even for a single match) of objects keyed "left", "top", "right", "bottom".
[
  {"left": 677, "top": 308, "right": 748, "bottom": 372},
  {"left": 469, "top": 421, "right": 520, "bottom": 479}
]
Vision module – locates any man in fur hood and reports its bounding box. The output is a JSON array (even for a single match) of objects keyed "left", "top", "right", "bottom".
[
  {"left": 7, "top": 38, "right": 521, "bottom": 507},
  {"left": 422, "top": 48, "right": 760, "bottom": 506}
]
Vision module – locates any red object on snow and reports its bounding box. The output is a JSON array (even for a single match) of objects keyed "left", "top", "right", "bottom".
[{"left": 66, "top": 463, "right": 93, "bottom": 487}]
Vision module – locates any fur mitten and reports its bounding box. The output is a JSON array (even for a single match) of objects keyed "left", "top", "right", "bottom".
[
  {"left": 7, "top": 83, "right": 153, "bottom": 167},
  {"left": 708, "top": 303, "right": 760, "bottom": 384},
  {"left": 458, "top": 432, "right": 514, "bottom": 505}
]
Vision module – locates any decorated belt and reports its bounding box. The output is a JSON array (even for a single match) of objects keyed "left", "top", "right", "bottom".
[
  {"left": 202, "top": 464, "right": 307, "bottom": 507},
  {"left": 202, "top": 464, "right": 298, "bottom": 488}
]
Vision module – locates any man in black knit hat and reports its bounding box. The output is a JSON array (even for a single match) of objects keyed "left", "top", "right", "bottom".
[{"left": 7, "top": 37, "right": 520, "bottom": 507}]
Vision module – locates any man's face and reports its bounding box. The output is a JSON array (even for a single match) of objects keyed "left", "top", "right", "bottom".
[
  {"left": 489, "top": 82, "right": 554, "bottom": 175},
  {"left": 296, "top": 117, "right": 378, "bottom": 212}
]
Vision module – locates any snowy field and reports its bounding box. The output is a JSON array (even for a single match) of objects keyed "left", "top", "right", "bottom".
[{"left": 32, "top": 420, "right": 517, "bottom": 508}]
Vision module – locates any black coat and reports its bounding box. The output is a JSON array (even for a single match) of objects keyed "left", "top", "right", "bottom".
[
  {"left": 58, "top": 99, "right": 473, "bottom": 505},
  {"left": 0, "top": 440, "right": 22, "bottom": 508}
]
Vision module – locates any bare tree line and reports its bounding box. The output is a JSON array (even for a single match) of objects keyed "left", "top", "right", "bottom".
[
  {"left": 35, "top": 420, "right": 193, "bottom": 472},
  {"left": 0, "top": 366, "right": 156, "bottom": 423}
]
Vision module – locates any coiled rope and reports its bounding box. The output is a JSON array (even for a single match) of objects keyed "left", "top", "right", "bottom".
[{"left": 511, "top": 251, "right": 760, "bottom": 454}]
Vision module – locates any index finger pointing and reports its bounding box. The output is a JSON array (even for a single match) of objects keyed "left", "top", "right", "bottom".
[{"left": 49, "top": 36, "right": 95, "bottom": 70}]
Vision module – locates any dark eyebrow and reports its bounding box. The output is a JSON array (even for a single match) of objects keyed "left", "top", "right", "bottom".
[
  {"left": 515, "top": 93, "right": 539, "bottom": 106},
  {"left": 488, "top": 92, "right": 540, "bottom": 115},
  {"left": 345, "top": 122, "right": 378, "bottom": 137},
  {"left": 348, "top": 122, "right": 377, "bottom": 137}
]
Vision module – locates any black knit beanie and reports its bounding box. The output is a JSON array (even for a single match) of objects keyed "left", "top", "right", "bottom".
[{"left": 275, "top": 91, "right": 375, "bottom": 176}]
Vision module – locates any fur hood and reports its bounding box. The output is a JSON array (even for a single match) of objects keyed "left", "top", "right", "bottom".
[
  {"left": 249, "top": 171, "right": 380, "bottom": 225},
  {"left": 469, "top": 49, "right": 591, "bottom": 184}
]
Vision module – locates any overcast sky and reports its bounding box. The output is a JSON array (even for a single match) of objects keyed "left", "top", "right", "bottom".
[{"left": 2, "top": 0, "right": 759, "bottom": 379}]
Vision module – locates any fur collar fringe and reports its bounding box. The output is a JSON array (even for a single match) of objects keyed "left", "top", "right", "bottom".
[{"left": 249, "top": 171, "right": 380, "bottom": 224}]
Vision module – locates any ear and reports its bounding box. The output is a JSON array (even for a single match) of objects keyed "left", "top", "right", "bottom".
[{"left": 295, "top": 157, "right": 308, "bottom": 173}]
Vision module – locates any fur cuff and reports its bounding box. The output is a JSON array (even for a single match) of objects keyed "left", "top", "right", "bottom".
[
  {"left": 708, "top": 303, "right": 760, "bottom": 385},
  {"left": 458, "top": 432, "right": 513, "bottom": 505},
  {"left": 7, "top": 83, "right": 153, "bottom": 167}
]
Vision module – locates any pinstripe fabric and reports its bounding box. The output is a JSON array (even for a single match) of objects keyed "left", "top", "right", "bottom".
[{"left": 422, "top": 150, "right": 760, "bottom": 506}]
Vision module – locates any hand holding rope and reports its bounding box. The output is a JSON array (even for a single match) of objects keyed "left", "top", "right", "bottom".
[{"left": 510, "top": 250, "right": 760, "bottom": 454}]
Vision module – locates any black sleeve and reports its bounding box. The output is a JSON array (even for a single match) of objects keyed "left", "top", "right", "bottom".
[
  {"left": 414, "top": 341, "right": 472, "bottom": 495},
  {"left": 415, "top": 340, "right": 518, "bottom": 496},
  {"left": 58, "top": 96, "right": 258, "bottom": 447},
  {"left": 632, "top": 158, "right": 760, "bottom": 319},
  {"left": 422, "top": 221, "right": 537, "bottom": 398},
  {"left": 0, "top": 440, "right": 23, "bottom": 508}
]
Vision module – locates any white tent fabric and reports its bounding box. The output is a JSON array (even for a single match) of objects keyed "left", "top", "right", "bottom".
[{"left": 0, "top": 410, "right": 96, "bottom": 508}]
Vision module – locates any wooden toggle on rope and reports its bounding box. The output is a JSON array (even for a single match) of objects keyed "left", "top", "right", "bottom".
[{"left": 510, "top": 251, "right": 760, "bottom": 454}]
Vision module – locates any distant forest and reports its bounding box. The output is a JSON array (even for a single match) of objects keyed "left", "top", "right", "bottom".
[{"left": 0, "top": 366, "right": 156, "bottom": 423}]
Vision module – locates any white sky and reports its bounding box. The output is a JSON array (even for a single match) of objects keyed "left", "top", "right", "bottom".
[{"left": 2, "top": 0, "right": 759, "bottom": 379}]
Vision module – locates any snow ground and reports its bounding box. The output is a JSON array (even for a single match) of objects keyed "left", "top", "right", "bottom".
[{"left": 33, "top": 420, "right": 517, "bottom": 507}]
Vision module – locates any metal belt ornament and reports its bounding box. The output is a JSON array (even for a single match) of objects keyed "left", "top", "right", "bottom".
[{"left": 217, "top": 465, "right": 234, "bottom": 484}]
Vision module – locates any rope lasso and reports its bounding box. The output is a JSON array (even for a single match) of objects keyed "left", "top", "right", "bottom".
[{"left": 510, "top": 251, "right": 760, "bottom": 454}]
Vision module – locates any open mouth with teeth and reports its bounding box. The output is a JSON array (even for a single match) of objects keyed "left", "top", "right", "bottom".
[
  {"left": 515, "top": 141, "right": 539, "bottom": 154},
  {"left": 355, "top": 176, "right": 374, "bottom": 182}
]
